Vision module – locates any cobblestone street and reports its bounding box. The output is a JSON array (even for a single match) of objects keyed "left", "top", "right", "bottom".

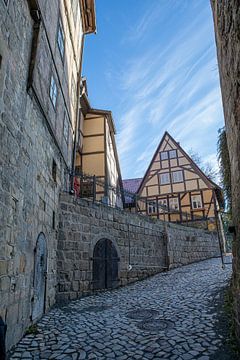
[{"left": 10, "top": 257, "right": 235, "bottom": 360}]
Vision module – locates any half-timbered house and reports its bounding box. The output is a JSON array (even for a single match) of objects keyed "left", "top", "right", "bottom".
[
  {"left": 123, "top": 132, "right": 223, "bottom": 230},
  {"left": 74, "top": 79, "right": 123, "bottom": 207}
]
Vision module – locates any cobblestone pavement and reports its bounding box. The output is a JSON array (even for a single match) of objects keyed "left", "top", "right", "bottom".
[{"left": 10, "top": 257, "right": 236, "bottom": 360}]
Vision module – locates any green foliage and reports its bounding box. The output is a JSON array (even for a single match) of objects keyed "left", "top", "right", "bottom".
[
  {"left": 25, "top": 324, "right": 38, "bottom": 335},
  {"left": 217, "top": 127, "right": 232, "bottom": 213},
  {"left": 188, "top": 149, "right": 219, "bottom": 182},
  {"left": 224, "top": 286, "right": 240, "bottom": 356}
]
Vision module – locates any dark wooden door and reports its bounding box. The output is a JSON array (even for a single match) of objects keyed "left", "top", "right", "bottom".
[
  {"left": 93, "top": 239, "right": 119, "bottom": 290},
  {"left": 32, "top": 233, "right": 47, "bottom": 320}
]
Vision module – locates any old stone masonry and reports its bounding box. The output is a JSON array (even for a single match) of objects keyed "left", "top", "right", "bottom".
[{"left": 10, "top": 257, "right": 235, "bottom": 360}]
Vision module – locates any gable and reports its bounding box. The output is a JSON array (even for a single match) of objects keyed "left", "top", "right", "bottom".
[{"left": 138, "top": 132, "right": 214, "bottom": 197}]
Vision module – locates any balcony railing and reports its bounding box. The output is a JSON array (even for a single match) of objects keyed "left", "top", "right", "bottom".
[{"left": 72, "top": 171, "right": 210, "bottom": 227}]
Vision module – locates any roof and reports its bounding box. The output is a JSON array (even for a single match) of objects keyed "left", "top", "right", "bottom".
[
  {"left": 122, "top": 178, "right": 142, "bottom": 205},
  {"left": 138, "top": 131, "right": 221, "bottom": 194}
]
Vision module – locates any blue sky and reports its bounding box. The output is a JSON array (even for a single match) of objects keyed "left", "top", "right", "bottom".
[{"left": 82, "top": 0, "right": 224, "bottom": 180}]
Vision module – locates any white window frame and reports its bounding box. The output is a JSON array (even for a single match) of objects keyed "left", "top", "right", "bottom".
[
  {"left": 147, "top": 201, "right": 157, "bottom": 214},
  {"left": 172, "top": 170, "right": 183, "bottom": 183},
  {"left": 158, "top": 199, "right": 167, "bottom": 212},
  {"left": 169, "top": 150, "right": 177, "bottom": 159},
  {"left": 160, "top": 172, "right": 170, "bottom": 185},
  {"left": 57, "top": 18, "right": 65, "bottom": 60},
  {"left": 160, "top": 151, "right": 168, "bottom": 160},
  {"left": 50, "top": 75, "right": 58, "bottom": 108},
  {"left": 169, "top": 197, "right": 179, "bottom": 210},
  {"left": 191, "top": 195, "right": 202, "bottom": 209}
]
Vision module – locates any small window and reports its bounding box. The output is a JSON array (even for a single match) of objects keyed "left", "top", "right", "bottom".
[
  {"left": 191, "top": 195, "right": 202, "bottom": 209},
  {"left": 160, "top": 151, "right": 168, "bottom": 160},
  {"left": 52, "top": 159, "right": 57, "bottom": 182},
  {"left": 169, "top": 197, "right": 179, "bottom": 210},
  {"left": 147, "top": 201, "right": 157, "bottom": 214},
  {"left": 52, "top": 211, "right": 56, "bottom": 229},
  {"left": 158, "top": 199, "right": 167, "bottom": 212},
  {"left": 63, "top": 112, "right": 69, "bottom": 142},
  {"left": 169, "top": 150, "right": 177, "bottom": 159},
  {"left": 160, "top": 173, "right": 170, "bottom": 185},
  {"left": 172, "top": 170, "right": 183, "bottom": 183},
  {"left": 57, "top": 18, "right": 65, "bottom": 60},
  {"left": 50, "top": 75, "right": 58, "bottom": 108}
]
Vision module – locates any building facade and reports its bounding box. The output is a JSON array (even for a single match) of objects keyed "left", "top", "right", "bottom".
[
  {"left": 74, "top": 80, "right": 123, "bottom": 207},
  {"left": 0, "top": 0, "right": 96, "bottom": 350},
  {"left": 123, "top": 132, "right": 223, "bottom": 231},
  {"left": 210, "top": 0, "right": 240, "bottom": 343}
]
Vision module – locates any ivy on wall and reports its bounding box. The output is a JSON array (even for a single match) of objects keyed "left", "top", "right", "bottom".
[{"left": 217, "top": 127, "right": 232, "bottom": 214}]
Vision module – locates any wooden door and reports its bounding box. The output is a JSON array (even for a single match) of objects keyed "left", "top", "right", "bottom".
[
  {"left": 32, "top": 233, "right": 47, "bottom": 321},
  {"left": 93, "top": 239, "right": 119, "bottom": 290}
]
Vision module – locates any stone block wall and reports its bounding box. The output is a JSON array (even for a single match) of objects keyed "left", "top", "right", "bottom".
[
  {"left": 57, "top": 193, "right": 220, "bottom": 302},
  {"left": 210, "top": 0, "right": 240, "bottom": 341},
  {"left": 0, "top": 1, "right": 67, "bottom": 350},
  {"left": 167, "top": 223, "right": 220, "bottom": 268}
]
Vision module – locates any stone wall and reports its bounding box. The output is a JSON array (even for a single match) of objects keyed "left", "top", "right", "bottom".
[
  {"left": 57, "top": 193, "right": 220, "bottom": 302},
  {"left": 210, "top": 0, "right": 240, "bottom": 342},
  {"left": 0, "top": 0, "right": 82, "bottom": 351},
  {"left": 167, "top": 223, "right": 220, "bottom": 268}
]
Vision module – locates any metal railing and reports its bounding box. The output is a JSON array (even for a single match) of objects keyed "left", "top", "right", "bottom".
[{"left": 72, "top": 171, "right": 209, "bottom": 227}]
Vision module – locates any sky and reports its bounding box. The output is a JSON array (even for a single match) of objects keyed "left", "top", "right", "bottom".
[{"left": 82, "top": 0, "right": 224, "bottom": 180}]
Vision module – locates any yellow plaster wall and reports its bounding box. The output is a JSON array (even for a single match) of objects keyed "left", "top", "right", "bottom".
[
  {"left": 172, "top": 183, "right": 185, "bottom": 192},
  {"left": 83, "top": 136, "right": 104, "bottom": 153},
  {"left": 147, "top": 186, "right": 159, "bottom": 196},
  {"left": 82, "top": 153, "right": 104, "bottom": 176},
  {"left": 83, "top": 116, "right": 104, "bottom": 135}
]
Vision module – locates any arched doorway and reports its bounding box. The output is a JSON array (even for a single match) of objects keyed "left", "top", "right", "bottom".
[
  {"left": 32, "top": 233, "right": 47, "bottom": 321},
  {"left": 92, "top": 239, "right": 119, "bottom": 290}
]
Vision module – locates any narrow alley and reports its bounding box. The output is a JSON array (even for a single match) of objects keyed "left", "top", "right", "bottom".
[{"left": 10, "top": 257, "right": 235, "bottom": 360}]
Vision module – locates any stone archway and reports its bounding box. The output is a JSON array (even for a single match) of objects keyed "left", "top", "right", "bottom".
[
  {"left": 92, "top": 239, "right": 119, "bottom": 290},
  {"left": 32, "top": 233, "right": 47, "bottom": 321}
]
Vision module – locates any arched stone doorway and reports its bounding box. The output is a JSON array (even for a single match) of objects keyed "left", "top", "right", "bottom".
[
  {"left": 32, "top": 233, "right": 47, "bottom": 321},
  {"left": 92, "top": 239, "right": 119, "bottom": 290}
]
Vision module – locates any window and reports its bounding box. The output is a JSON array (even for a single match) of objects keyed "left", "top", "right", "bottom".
[
  {"left": 160, "top": 151, "right": 168, "bottom": 160},
  {"left": 191, "top": 195, "right": 202, "bottom": 209},
  {"left": 169, "top": 197, "right": 179, "bottom": 210},
  {"left": 52, "top": 159, "right": 57, "bottom": 182},
  {"left": 63, "top": 112, "right": 69, "bottom": 142},
  {"left": 50, "top": 75, "right": 58, "bottom": 108},
  {"left": 169, "top": 150, "right": 177, "bottom": 159},
  {"left": 57, "top": 18, "right": 65, "bottom": 60},
  {"left": 52, "top": 211, "right": 56, "bottom": 229},
  {"left": 160, "top": 173, "right": 170, "bottom": 185},
  {"left": 158, "top": 199, "right": 167, "bottom": 212},
  {"left": 147, "top": 201, "right": 157, "bottom": 214},
  {"left": 3, "top": 0, "right": 8, "bottom": 6},
  {"left": 172, "top": 170, "right": 183, "bottom": 183}
]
